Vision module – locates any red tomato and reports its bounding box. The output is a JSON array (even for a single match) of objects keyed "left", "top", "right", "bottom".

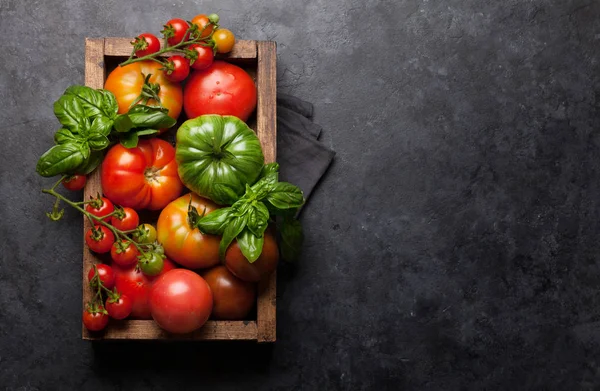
[
  {"left": 113, "top": 258, "right": 176, "bottom": 319},
  {"left": 164, "top": 55, "right": 190, "bottom": 83},
  {"left": 133, "top": 33, "right": 161, "bottom": 57},
  {"left": 62, "top": 174, "right": 86, "bottom": 191},
  {"left": 162, "top": 18, "right": 190, "bottom": 46},
  {"left": 111, "top": 207, "right": 139, "bottom": 231},
  {"left": 225, "top": 229, "right": 279, "bottom": 282},
  {"left": 110, "top": 240, "right": 140, "bottom": 267},
  {"left": 101, "top": 139, "right": 183, "bottom": 211},
  {"left": 87, "top": 264, "right": 115, "bottom": 290},
  {"left": 85, "top": 226, "right": 115, "bottom": 254},
  {"left": 149, "top": 269, "right": 213, "bottom": 333},
  {"left": 105, "top": 295, "right": 133, "bottom": 320},
  {"left": 203, "top": 266, "right": 256, "bottom": 320},
  {"left": 156, "top": 193, "right": 221, "bottom": 269},
  {"left": 186, "top": 44, "right": 213, "bottom": 70},
  {"left": 190, "top": 14, "right": 215, "bottom": 39},
  {"left": 183, "top": 61, "right": 257, "bottom": 122},
  {"left": 85, "top": 197, "right": 114, "bottom": 222},
  {"left": 83, "top": 307, "right": 109, "bottom": 331},
  {"left": 104, "top": 61, "right": 183, "bottom": 122}
]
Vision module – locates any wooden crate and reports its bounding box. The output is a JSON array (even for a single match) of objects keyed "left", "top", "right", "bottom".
[{"left": 82, "top": 38, "right": 277, "bottom": 342}]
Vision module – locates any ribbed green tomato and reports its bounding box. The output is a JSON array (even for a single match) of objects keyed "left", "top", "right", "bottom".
[{"left": 176, "top": 115, "right": 265, "bottom": 205}]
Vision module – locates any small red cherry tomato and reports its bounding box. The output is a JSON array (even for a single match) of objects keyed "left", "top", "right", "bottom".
[
  {"left": 87, "top": 264, "right": 115, "bottom": 290},
  {"left": 62, "top": 174, "right": 86, "bottom": 191},
  {"left": 83, "top": 306, "right": 109, "bottom": 331},
  {"left": 162, "top": 18, "right": 190, "bottom": 46},
  {"left": 105, "top": 294, "right": 133, "bottom": 320},
  {"left": 110, "top": 207, "right": 140, "bottom": 231},
  {"left": 186, "top": 44, "right": 214, "bottom": 70},
  {"left": 164, "top": 55, "right": 190, "bottom": 83},
  {"left": 85, "top": 197, "right": 115, "bottom": 222},
  {"left": 85, "top": 226, "right": 115, "bottom": 254},
  {"left": 110, "top": 240, "right": 140, "bottom": 267},
  {"left": 132, "top": 33, "right": 161, "bottom": 57}
]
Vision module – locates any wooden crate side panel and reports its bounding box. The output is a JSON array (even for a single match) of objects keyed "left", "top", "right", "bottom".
[
  {"left": 256, "top": 41, "right": 277, "bottom": 343},
  {"left": 83, "top": 38, "right": 106, "bottom": 340}
]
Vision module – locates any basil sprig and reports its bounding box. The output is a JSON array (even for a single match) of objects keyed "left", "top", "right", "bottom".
[
  {"left": 36, "top": 85, "right": 176, "bottom": 177},
  {"left": 192, "top": 163, "right": 305, "bottom": 263}
]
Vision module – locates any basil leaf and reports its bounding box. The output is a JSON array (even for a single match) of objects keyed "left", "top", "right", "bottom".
[
  {"left": 75, "top": 150, "right": 103, "bottom": 175},
  {"left": 258, "top": 163, "right": 279, "bottom": 183},
  {"left": 54, "top": 94, "right": 85, "bottom": 131},
  {"left": 54, "top": 128, "right": 78, "bottom": 144},
  {"left": 196, "top": 207, "right": 233, "bottom": 235},
  {"left": 212, "top": 183, "right": 240, "bottom": 205},
  {"left": 89, "top": 116, "right": 112, "bottom": 136},
  {"left": 135, "top": 129, "right": 159, "bottom": 137},
  {"left": 120, "top": 132, "right": 139, "bottom": 148},
  {"left": 127, "top": 105, "right": 176, "bottom": 129},
  {"left": 280, "top": 217, "right": 303, "bottom": 262},
  {"left": 64, "top": 85, "right": 113, "bottom": 119},
  {"left": 247, "top": 201, "right": 270, "bottom": 237},
  {"left": 88, "top": 134, "right": 110, "bottom": 151},
  {"left": 237, "top": 229, "right": 264, "bottom": 263},
  {"left": 114, "top": 114, "right": 133, "bottom": 133},
  {"left": 266, "top": 182, "right": 305, "bottom": 210},
  {"left": 36, "top": 143, "right": 85, "bottom": 177},
  {"left": 99, "top": 89, "right": 118, "bottom": 118},
  {"left": 219, "top": 214, "right": 247, "bottom": 259},
  {"left": 265, "top": 202, "right": 298, "bottom": 217},
  {"left": 79, "top": 142, "right": 90, "bottom": 160}
]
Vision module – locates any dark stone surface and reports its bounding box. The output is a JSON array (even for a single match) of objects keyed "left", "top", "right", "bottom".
[{"left": 2, "top": 0, "right": 600, "bottom": 389}]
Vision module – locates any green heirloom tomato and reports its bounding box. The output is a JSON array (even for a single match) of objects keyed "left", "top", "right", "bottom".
[{"left": 176, "top": 115, "right": 265, "bottom": 205}]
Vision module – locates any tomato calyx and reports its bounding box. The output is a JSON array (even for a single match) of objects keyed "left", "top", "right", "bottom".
[
  {"left": 86, "top": 302, "right": 108, "bottom": 316},
  {"left": 129, "top": 73, "right": 162, "bottom": 108},
  {"left": 89, "top": 225, "right": 107, "bottom": 242},
  {"left": 131, "top": 35, "right": 150, "bottom": 52},
  {"left": 187, "top": 196, "right": 207, "bottom": 230},
  {"left": 143, "top": 166, "right": 161, "bottom": 183}
]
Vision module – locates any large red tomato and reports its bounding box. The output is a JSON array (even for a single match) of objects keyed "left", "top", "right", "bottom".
[
  {"left": 203, "top": 265, "right": 256, "bottom": 320},
  {"left": 104, "top": 61, "right": 183, "bottom": 122},
  {"left": 156, "top": 193, "right": 221, "bottom": 269},
  {"left": 225, "top": 229, "right": 279, "bottom": 282},
  {"left": 183, "top": 61, "right": 257, "bottom": 122},
  {"left": 113, "top": 258, "right": 176, "bottom": 319},
  {"left": 149, "top": 269, "right": 213, "bottom": 334},
  {"left": 101, "top": 138, "right": 183, "bottom": 211}
]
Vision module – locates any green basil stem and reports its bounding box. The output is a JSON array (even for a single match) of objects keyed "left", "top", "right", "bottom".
[
  {"left": 120, "top": 22, "right": 217, "bottom": 67},
  {"left": 41, "top": 187, "right": 148, "bottom": 255}
]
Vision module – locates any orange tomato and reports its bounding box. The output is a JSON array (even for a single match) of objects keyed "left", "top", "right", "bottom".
[
  {"left": 212, "top": 29, "right": 235, "bottom": 54},
  {"left": 104, "top": 61, "right": 183, "bottom": 123},
  {"left": 156, "top": 193, "right": 221, "bottom": 269},
  {"left": 191, "top": 14, "right": 215, "bottom": 39}
]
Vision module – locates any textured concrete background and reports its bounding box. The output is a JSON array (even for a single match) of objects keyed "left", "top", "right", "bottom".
[{"left": 2, "top": 0, "right": 600, "bottom": 389}]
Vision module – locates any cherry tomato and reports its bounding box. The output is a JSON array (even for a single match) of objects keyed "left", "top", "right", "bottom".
[
  {"left": 203, "top": 265, "right": 256, "bottom": 320},
  {"left": 101, "top": 139, "right": 183, "bottom": 211},
  {"left": 85, "top": 225, "right": 115, "bottom": 254},
  {"left": 191, "top": 14, "right": 215, "bottom": 39},
  {"left": 162, "top": 18, "right": 190, "bottom": 46},
  {"left": 186, "top": 44, "right": 214, "bottom": 70},
  {"left": 149, "top": 269, "right": 213, "bottom": 333},
  {"left": 212, "top": 29, "right": 235, "bottom": 54},
  {"left": 133, "top": 33, "right": 161, "bottom": 57},
  {"left": 133, "top": 224, "right": 157, "bottom": 244},
  {"left": 138, "top": 252, "right": 164, "bottom": 277},
  {"left": 87, "top": 264, "right": 116, "bottom": 290},
  {"left": 110, "top": 207, "right": 139, "bottom": 231},
  {"left": 164, "top": 55, "right": 190, "bottom": 83},
  {"left": 113, "top": 258, "right": 176, "bottom": 319},
  {"left": 105, "top": 294, "right": 133, "bottom": 320},
  {"left": 85, "top": 197, "right": 114, "bottom": 222},
  {"left": 225, "top": 229, "right": 279, "bottom": 282},
  {"left": 104, "top": 61, "right": 183, "bottom": 122},
  {"left": 83, "top": 307, "right": 109, "bottom": 331},
  {"left": 62, "top": 174, "right": 86, "bottom": 191},
  {"left": 184, "top": 61, "right": 257, "bottom": 122},
  {"left": 110, "top": 240, "right": 140, "bottom": 267},
  {"left": 157, "top": 193, "right": 221, "bottom": 269}
]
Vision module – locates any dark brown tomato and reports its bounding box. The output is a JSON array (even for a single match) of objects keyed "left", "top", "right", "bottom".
[
  {"left": 202, "top": 265, "right": 256, "bottom": 320},
  {"left": 224, "top": 230, "right": 279, "bottom": 282}
]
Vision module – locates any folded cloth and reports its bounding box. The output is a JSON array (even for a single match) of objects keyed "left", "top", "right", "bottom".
[{"left": 276, "top": 93, "right": 336, "bottom": 207}]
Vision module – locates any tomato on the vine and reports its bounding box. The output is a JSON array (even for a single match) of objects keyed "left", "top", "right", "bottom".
[
  {"left": 110, "top": 207, "right": 139, "bottom": 231},
  {"left": 101, "top": 138, "right": 183, "bottom": 211},
  {"left": 105, "top": 294, "right": 133, "bottom": 320},
  {"left": 191, "top": 14, "right": 215, "bottom": 39},
  {"left": 83, "top": 306, "right": 109, "bottom": 331},
  {"left": 62, "top": 174, "right": 86, "bottom": 191},
  {"left": 110, "top": 240, "right": 140, "bottom": 267},
  {"left": 87, "top": 264, "right": 115, "bottom": 290},
  {"left": 85, "top": 226, "right": 115, "bottom": 254},
  {"left": 162, "top": 18, "right": 190, "bottom": 46},
  {"left": 133, "top": 33, "right": 161, "bottom": 57},
  {"left": 138, "top": 252, "right": 165, "bottom": 277},
  {"left": 113, "top": 258, "right": 176, "bottom": 319},
  {"left": 163, "top": 55, "right": 190, "bottom": 83},
  {"left": 133, "top": 224, "right": 157, "bottom": 244},
  {"left": 186, "top": 44, "right": 214, "bottom": 70},
  {"left": 212, "top": 29, "right": 235, "bottom": 54},
  {"left": 85, "top": 197, "right": 114, "bottom": 222}
]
